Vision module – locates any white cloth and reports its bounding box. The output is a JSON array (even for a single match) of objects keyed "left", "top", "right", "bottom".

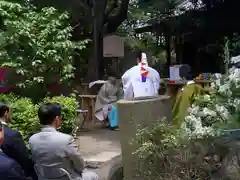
[
  {"left": 0, "top": 119, "right": 7, "bottom": 126},
  {"left": 181, "top": 80, "right": 195, "bottom": 91},
  {"left": 89, "top": 80, "right": 107, "bottom": 88},
  {"left": 95, "top": 104, "right": 113, "bottom": 121},
  {"left": 122, "top": 64, "right": 160, "bottom": 99}
]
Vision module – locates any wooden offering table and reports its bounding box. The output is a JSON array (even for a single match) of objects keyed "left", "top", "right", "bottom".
[
  {"left": 194, "top": 79, "right": 212, "bottom": 88},
  {"left": 163, "top": 79, "right": 212, "bottom": 105},
  {"left": 163, "top": 81, "right": 185, "bottom": 107},
  {"left": 164, "top": 81, "right": 184, "bottom": 97},
  {"left": 79, "top": 95, "right": 97, "bottom": 122}
]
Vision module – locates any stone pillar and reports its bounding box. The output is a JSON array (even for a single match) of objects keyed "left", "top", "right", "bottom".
[{"left": 117, "top": 96, "right": 172, "bottom": 180}]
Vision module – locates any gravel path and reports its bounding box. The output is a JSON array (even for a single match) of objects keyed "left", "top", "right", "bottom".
[{"left": 75, "top": 128, "right": 122, "bottom": 179}]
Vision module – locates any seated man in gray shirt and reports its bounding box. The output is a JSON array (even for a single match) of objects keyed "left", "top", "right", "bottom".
[{"left": 29, "top": 103, "right": 99, "bottom": 180}]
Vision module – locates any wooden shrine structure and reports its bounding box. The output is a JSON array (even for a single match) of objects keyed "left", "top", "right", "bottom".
[{"left": 135, "top": 0, "right": 240, "bottom": 75}]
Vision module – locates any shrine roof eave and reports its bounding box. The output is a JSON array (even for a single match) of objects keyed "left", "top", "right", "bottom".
[
  {"left": 135, "top": 0, "right": 236, "bottom": 35},
  {"left": 134, "top": 8, "right": 206, "bottom": 34}
]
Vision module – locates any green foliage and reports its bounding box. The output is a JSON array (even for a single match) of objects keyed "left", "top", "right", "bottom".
[
  {"left": 229, "top": 33, "right": 240, "bottom": 57},
  {"left": 134, "top": 120, "right": 227, "bottom": 180},
  {"left": 11, "top": 97, "right": 39, "bottom": 142},
  {"left": 119, "top": 0, "right": 184, "bottom": 77},
  {"left": 0, "top": 93, "right": 39, "bottom": 142},
  {"left": 0, "top": 0, "right": 89, "bottom": 88},
  {"left": 0, "top": 93, "right": 18, "bottom": 103},
  {"left": 137, "top": 0, "right": 182, "bottom": 19},
  {"left": 0, "top": 94, "right": 78, "bottom": 145},
  {"left": 134, "top": 120, "right": 183, "bottom": 179},
  {"left": 134, "top": 68, "right": 240, "bottom": 179},
  {"left": 43, "top": 95, "right": 78, "bottom": 134}
]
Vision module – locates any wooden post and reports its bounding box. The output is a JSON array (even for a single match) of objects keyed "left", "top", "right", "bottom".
[{"left": 166, "top": 34, "right": 172, "bottom": 74}]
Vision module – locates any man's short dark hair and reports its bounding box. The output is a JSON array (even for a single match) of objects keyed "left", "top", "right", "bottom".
[
  {"left": 38, "top": 103, "right": 62, "bottom": 125},
  {"left": 0, "top": 102, "right": 9, "bottom": 118},
  {"left": 136, "top": 50, "right": 143, "bottom": 60}
]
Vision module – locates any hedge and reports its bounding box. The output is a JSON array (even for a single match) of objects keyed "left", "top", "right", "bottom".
[{"left": 0, "top": 94, "right": 78, "bottom": 143}]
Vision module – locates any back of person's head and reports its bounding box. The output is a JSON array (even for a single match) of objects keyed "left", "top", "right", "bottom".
[
  {"left": 0, "top": 102, "right": 9, "bottom": 119},
  {"left": 38, "top": 103, "right": 62, "bottom": 126},
  {"left": 136, "top": 50, "right": 143, "bottom": 62}
]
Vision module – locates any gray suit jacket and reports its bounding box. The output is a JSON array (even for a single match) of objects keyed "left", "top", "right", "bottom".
[{"left": 29, "top": 126, "right": 84, "bottom": 180}]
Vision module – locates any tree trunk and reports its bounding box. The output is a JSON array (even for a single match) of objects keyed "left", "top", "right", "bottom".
[
  {"left": 87, "top": 0, "right": 107, "bottom": 81},
  {"left": 87, "top": 0, "right": 130, "bottom": 81},
  {"left": 224, "top": 37, "right": 230, "bottom": 74},
  {"left": 166, "top": 34, "right": 171, "bottom": 66},
  {"left": 104, "top": 0, "right": 130, "bottom": 34}
]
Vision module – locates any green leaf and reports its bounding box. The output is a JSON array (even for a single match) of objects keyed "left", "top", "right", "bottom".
[{"left": 0, "top": 0, "right": 88, "bottom": 91}]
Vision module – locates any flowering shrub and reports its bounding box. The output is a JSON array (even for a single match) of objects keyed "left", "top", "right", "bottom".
[
  {"left": 134, "top": 56, "right": 240, "bottom": 180},
  {"left": 134, "top": 120, "right": 222, "bottom": 180},
  {"left": 182, "top": 57, "right": 240, "bottom": 138}
]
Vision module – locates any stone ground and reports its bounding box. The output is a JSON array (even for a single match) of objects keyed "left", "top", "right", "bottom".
[{"left": 75, "top": 123, "right": 122, "bottom": 180}]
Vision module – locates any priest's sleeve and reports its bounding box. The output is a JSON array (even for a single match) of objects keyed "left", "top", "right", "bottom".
[
  {"left": 172, "top": 84, "right": 202, "bottom": 127},
  {"left": 122, "top": 69, "right": 133, "bottom": 99}
]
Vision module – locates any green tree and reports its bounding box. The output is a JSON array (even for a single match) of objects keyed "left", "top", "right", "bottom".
[
  {"left": 0, "top": 1, "right": 89, "bottom": 97},
  {"left": 118, "top": 0, "right": 183, "bottom": 76},
  {"left": 33, "top": 0, "right": 131, "bottom": 80}
]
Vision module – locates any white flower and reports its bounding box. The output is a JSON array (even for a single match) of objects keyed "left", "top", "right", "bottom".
[
  {"left": 202, "top": 107, "right": 217, "bottom": 117},
  {"left": 215, "top": 79, "right": 222, "bottom": 87},
  {"left": 188, "top": 105, "right": 200, "bottom": 115},
  {"left": 211, "top": 82, "right": 216, "bottom": 89},
  {"left": 231, "top": 55, "right": 240, "bottom": 64},
  {"left": 202, "top": 94, "right": 211, "bottom": 101},
  {"left": 227, "top": 98, "right": 239, "bottom": 109},
  {"left": 228, "top": 68, "right": 240, "bottom": 87},
  {"left": 215, "top": 104, "right": 229, "bottom": 120},
  {"left": 234, "top": 99, "right": 240, "bottom": 107},
  {"left": 182, "top": 115, "right": 216, "bottom": 139},
  {"left": 215, "top": 73, "right": 222, "bottom": 79},
  {"left": 218, "top": 84, "right": 232, "bottom": 95},
  {"left": 180, "top": 57, "right": 240, "bottom": 139}
]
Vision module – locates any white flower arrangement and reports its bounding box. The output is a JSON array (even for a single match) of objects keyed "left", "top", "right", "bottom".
[{"left": 181, "top": 56, "right": 240, "bottom": 139}]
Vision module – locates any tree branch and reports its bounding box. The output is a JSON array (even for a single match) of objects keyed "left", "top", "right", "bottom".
[
  {"left": 76, "top": 0, "right": 91, "bottom": 11},
  {"left": 104, "top": 0, "right": 130, "bottom": 34},
  {"left": 86, "top": 0, "right": 93, "bottom": 8},
  {"left": 104, "top": 0, "right": 118, "bottom": 21}
]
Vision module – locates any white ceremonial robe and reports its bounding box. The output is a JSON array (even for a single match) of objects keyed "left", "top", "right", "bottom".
[{"left": 122, "top": 65, "right": 160, "bottom": 99}]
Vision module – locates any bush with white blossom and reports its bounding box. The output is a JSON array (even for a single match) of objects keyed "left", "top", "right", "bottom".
[
  {"left": 134, "top": 56, "right": 240, "bottom": 179},
  {"left": 182, "top": 56, "right": 240, "bottom": 139}
]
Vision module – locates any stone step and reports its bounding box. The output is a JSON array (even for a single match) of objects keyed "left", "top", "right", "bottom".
[{"left": 84, "top": 151, "right": 121, "bottom": 168}]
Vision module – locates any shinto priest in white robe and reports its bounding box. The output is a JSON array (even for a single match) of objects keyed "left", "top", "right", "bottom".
[{"left": 121, "top": 52, "right": 160, "bottom": 99}]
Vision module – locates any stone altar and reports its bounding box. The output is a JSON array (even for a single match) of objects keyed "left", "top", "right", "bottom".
[{"left": 117, "top": 96, "right": 172, "bottom": 180}]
